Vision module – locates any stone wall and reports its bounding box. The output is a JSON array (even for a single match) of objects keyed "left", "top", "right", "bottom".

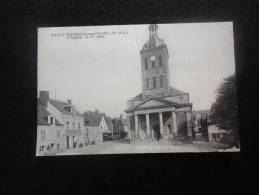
[{"left": 36, "top": 125, "right": 65, "bottom": 156}]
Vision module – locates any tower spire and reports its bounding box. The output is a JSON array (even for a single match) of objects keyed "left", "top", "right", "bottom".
[
  {"left": 141, "top": 24, "right": 170, "bottom": 98},
  {"left": 149, "top": 24, "right": 158, "bottom": 38}
]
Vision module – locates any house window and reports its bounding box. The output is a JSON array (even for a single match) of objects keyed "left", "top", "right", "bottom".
[
  {"left": 144, "top": 58, "right": 148, "bottom": 70},
  {"left": 153, "top": 76, "right": 156, "bottom": 88},
  {"left": 41, "top": 130, "right": 45, "bottom": 141},
  {"left": 78, "top": 122, "right": 81, "bottom": 130},
  {"left": 159, "top": 55, "right": 163, "bottom": 66},
  {"left": 50, "top": 117, "right": 54, "bottom": 125},
  {"left": 66, "top": 122, "right": 69, "bottom": 130},
  {"left": 152, "top": 60, "right": 155, "bottom": 68},
  {"left": 160, "top": 76, "right": 164, "bottom": 88},
  {"left": 146, "top": 79, "right": 149, "bottom": 89}
]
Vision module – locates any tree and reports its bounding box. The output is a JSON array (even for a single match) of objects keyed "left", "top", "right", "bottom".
[{"left": 210, "top": 75, "right": 239, "bottom": 148}]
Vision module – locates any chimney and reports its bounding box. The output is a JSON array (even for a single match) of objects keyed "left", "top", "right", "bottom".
[
  {"left": 67, "top": 99, "right": 72, "bottom": 104},
  {"left": 39, "top": 91, "right": 49, "bottom": 107}
]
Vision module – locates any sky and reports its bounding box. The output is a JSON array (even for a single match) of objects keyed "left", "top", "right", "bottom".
[{"left": 38, "top": 22, "right": 236, "bottom": 118}]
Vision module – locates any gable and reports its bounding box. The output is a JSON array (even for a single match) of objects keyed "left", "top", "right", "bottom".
[
  {"left": 100, "top": 117, "right": 107, "bottom": 126},
  {"left": 137, "top": 98, "right": 172, "bottom": 109},
  {"left": 100, "top": 116, "right": 109, "bottom": 131}
]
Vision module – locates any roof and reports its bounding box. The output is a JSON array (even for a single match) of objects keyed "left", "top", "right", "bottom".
[
  {"left": 105, "top": 117, "right": 113, "bottom": 131},
  {"left": 135, "top": 96, "right": 178, "bottom": 109},
  {"left": 83, "top": 111, "right": 102, "bottom": 126},
  {"left": 128, "top": 86, "right": 188, "bottom": 102},
  {"left": 125, "top": 95, "right": 192, "bottom": 113},
  {"left": 142, "top": 38, "right": 166, "bottom": 50},
  {"left": 112, "top": 117, "right": 127, "bottom": 126},
  {"left": 168, "top": 87, "right": 188, "bottom": 96},
  {"left": 49, "top": 99, "right": 82, "bottom": 117},
  {"left": 83, "top": 111, "right": 112, "bottom": 131},
  {"left": 209, "top": 125, "right": 227, "bottom": 134},
  {"left": 37, "top": 104, "right": 63, "bottom": 126}
]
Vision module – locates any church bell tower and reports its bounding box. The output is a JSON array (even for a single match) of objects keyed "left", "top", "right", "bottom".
[{"left": 140, "top": 24, "right": 170, "bottom": 99}]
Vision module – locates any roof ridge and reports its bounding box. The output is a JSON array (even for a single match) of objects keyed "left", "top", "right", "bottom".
[
  {"left": 135, "top": 96, "right": 178, "bottom": 109},
  {"left": 169, "top": 86, "right": 188, "bottom": 94},
  {"left": 49, "top": 98, "right": 68, "bottom": 105}
]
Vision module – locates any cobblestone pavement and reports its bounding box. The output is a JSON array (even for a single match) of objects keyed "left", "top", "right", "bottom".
[{"left": 56, "top": 141, "right": 233, "bottom": 155}]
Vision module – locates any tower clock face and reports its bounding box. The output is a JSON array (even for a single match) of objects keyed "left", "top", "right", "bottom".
[{"left": 150, "top": 56, "right": 155, "bottom": 61}]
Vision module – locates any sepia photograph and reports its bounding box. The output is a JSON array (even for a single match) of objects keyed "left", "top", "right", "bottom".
[{"left": 37, "top": 22, "right": 240, "bottom": 156}]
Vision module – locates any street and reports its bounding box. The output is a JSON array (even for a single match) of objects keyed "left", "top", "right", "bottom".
[{"left": 56, "top": 141, "right": 234, "bottom": 155}]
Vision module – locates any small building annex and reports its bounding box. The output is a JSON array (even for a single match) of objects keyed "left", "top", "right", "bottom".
[{"left": 83, "top": 111, "right": 113, "bottom": 144}]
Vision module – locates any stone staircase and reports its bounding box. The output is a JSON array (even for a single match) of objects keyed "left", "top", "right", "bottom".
[
  {"left": 129, "top": 131, "right": 141, "bottom": 143},
  {"left": 130, "top": 130, "right": 153, "bottom": 143},
  {"left": 140, "top": 131, "right": 153, "bottom": 143},
  {"left": 130, "top": 131, "right": 194, "bottom": 145}
]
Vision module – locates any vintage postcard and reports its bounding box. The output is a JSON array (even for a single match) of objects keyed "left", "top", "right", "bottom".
[{"left": 37, "top": 22, "right": 239, "bottom": 156}]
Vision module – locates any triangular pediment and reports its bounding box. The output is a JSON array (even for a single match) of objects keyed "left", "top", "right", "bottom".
[{"left": 136, "top": 97, "right": 175, "bottom": 109}]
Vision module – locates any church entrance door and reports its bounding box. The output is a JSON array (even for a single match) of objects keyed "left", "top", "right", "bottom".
[
  {"left": 176, "top": 112, "right": 188, "bottom": 138},
  {"left": 153, "top": 124, "right": 161, "bottom": 141},
  {"left": 167, "top": 124, "right": 172, "bottom": 135}
]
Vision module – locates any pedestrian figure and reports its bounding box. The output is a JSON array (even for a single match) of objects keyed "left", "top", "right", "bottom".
[
  {"left": 192, "top": 121, "right": 196, "bottom": 141},
  {"left": 201, "top": 115, "right": 209, "bottom": 141}
]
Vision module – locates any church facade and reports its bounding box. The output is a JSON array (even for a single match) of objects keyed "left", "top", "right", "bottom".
[{"left": 125, "top": 24, "right": 193, "bottom": 142}]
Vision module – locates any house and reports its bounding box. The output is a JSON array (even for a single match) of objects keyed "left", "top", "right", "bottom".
[
  {"left": 83, "top": 111, "right": 113, "bottom": 144},
  {"left": 37, "top": 104, "right": 64, "bottom": 156},
  {"left": 192, "top": 110, "right": 209, "bottom": 133},
  {"left": 112, "top": 115, "right": 127, "bottom": 139},
  {"left": 122, "top": 118, "right": 128, "bottom": 133},
  {"left": 38, "top": 91, "right": 84, "bottom": 150}
]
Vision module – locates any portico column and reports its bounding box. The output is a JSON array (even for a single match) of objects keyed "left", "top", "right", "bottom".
[
  {"left": 172, "top": 110, "right": 177, "bottom": 135},
  {"left": 134, "top": 114, "right": 139, "bottom": 136},
  {"left": 70, "top": 136, "right": 73, "bottom": 149},
  {"left": 159, "top": 112, "right": 163, "bottom": 137},
  {"left": 127, "top": 116, "right": 131, "bottom": 139},
  {"left": 146, "top": 113, "right": 150, "bottom": 135},
  {"left": 185, "top": 112, "right": 192, "bottom": 137}
]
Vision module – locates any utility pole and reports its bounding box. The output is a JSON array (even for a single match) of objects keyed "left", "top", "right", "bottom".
[{"left": 54, "top": 88, "right": 57, "bottom": 100}]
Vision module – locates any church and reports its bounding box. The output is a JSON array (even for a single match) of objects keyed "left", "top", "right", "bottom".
[{"left": 125, "top": 24, "right": 193, "bottom": 142}]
